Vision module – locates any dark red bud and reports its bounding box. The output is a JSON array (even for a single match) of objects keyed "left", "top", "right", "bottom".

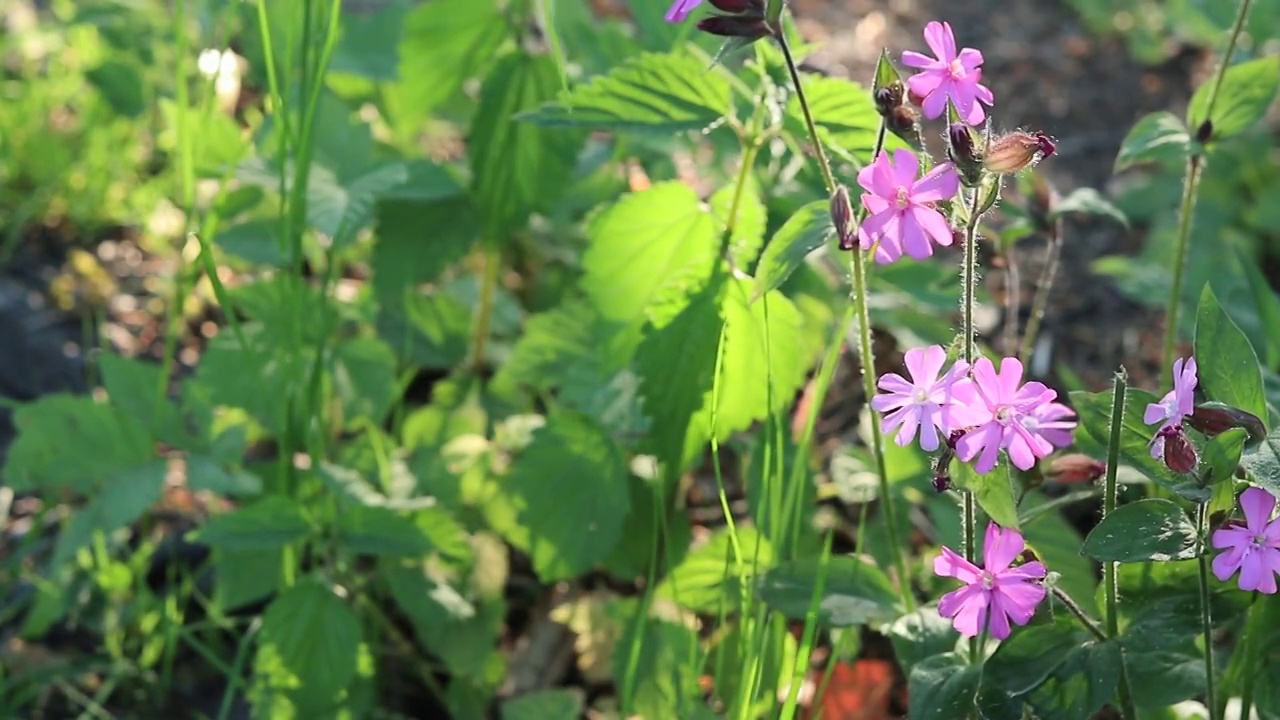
[
  {"left": 947, "top": 122, "right": 984, "bottom": 186},
  {"left": 1044, "top": 454, "right": 1106, "bottom": 484},
  {"left": 830, "top": 185, "right": 857, "bottom": 252},
  {"left": 696, "top": 15, "right": 770, "bottom": 38},
  {"left": 932, "top": 471, "right": 952, "bottom": 493},
  {"left": 1187, "top": 403, "right": 1266, "bottom": 441},
  {"left": 985, "top": 131, "right": 1054, "bottom": 174},
  {"left": 907, "top": 88, "right": 925, "bottom": 107},
  {"left": 889, "top": 105, "right": 917, "bottom": 137},
  {"left": 1162, "top": 428, "right": 1199, "bottom": 474},
  {"left": 1195, "top": 119, "right": 1213, "bottom": 144},
  {"left": 1034, "top": 131, "right": 1056, "bottom": 160},
  {"left": 874, "top": 84, "right": 904, "bottom": 117},
  {"left": 707, "top": 0, "right": 760, "bottom": 12}
]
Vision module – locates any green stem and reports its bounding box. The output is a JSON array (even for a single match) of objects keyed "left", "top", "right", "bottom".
[
  {"left": 1102, "top": 369, "right": 1139, "bottom": 720},
  {"left": 1238, "top": 596, "right": 1270, "bottom": 720},
  {"left": 1050, "top": 586, "right": 1108, "bottom": 643},
  {"left": 960, "top": 179, "right": 984, "bottom": 664},
  {"left": 777, "top": 23, "right": 912, "bottom": 612},
  {"left": 780, "top": 531, "right": 834, "bottom": 720},
  {"left": 469, "top": 245, "right": 501, "bottom": 375},
  {"left": 1161, "top": 0, "right": 1253, "bottom": 379},
  {"left": 1199, "top": 503, "right": 1220, "bottom": 720},
  {"left": 1018, "top": 217, "right": 1064, "bottom": 361}
]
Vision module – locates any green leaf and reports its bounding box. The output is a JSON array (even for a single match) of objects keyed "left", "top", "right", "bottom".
[
  {"left": 505, "top": 412, "right": 631, "bottom": 581},
  {"left": 519, "top": 51, "right": 732, "bottom": 133},
  {"left": 613, "top": 609, "right": 705, "bottom": 719},
  {"left": 335, "top": 505, "right": 435, "bottom": 556},
  {"left": 786, "top": 75, "right": 889, "bottom": 161},
  {"left": 1124, "top": 647, "right": 1204, "bottom": 707},
  {"left": 1242, "top": 429, "right": 1280, "bottom": 497},
  {"left": 1201, "top": 428, "right": 1247, "bottom": 485},
  {"left": 1021, "top": 497, "right": 1099, "bottom": 616},
  {"left": 256, "top": 580, "right": 362, "bottom": 706},
  {"left": 371, "top": 197, "right": 477, "bottom": 302},
  {"left": 471, "top": 52, "right": 584, "bottom": 236},
  {"left": 907, "top": 653, "right": 980, "bottom": 720},
  {"left": 216, "top": 219, "right": 285, "bottom": 267},
  {"left": 1187, "top": 56, "right": 1280, "bottom": 143},
  {"left": 884, "top": 608, "right": 960, "bottom": 678},
  {"left": 1049, "top": 188, "right": 1128, "bottom": 227},
  {"left": 1026, "top": 641, "right": 1122, "bottom": 720},
  {"left": 331, "top": 337, "right": 399, "bottom": 427},
  {"left": 656, "top": 526, "right": 772, "bottom": 612},
  {"left": 1196, "top": 285, "right": 1267, "bottom": 424},
  {"left": 99, "top": 353, "right": 191, "bottom": 446},
  {"left": 383, "top": 562, "right": 503, "bottom": 678},
  {"left": 951, "top": 460, "right": 1019, "bottom": 529},
  {"left": 1114, "top": 111, "right": 1189, "bottom": 171},
  {"left": 187, "top": 456, "right": 263, "bottom": 497},
  {"left": 329, "top": 0, "right": 408, "bottom": 80},
  {"left": 750, "top": 200, "right": 833, "bottom": 301},
  {"left": 86, "top": 60, "right": 145, "bottom": 117},
  {"left": 214, "top": 548, "right": 282, "bottom": 611},
  {"left": 581, "top": 182, "right": 719, "bottom": 326},
  {"left": 757, "top": 556, "right": 902, "bottom": 627},
  {"left": 376, "top": 292, "right": 472, "bottom": 369},
  {"left": 981, "top": 619, "right": 1085, "bottom": 698},
  {"left": 392, "top": 0, "right": 507, "bottom": 123},
  {"left": 1081, "top": 499, "right": 1199, "bottom": 562},
  {"left": 501, "top": 689, "right": 585, "bottom": 720},
  {"left": 195, "top": 495, "right": 312, "bottom": 551},
  {"left": 603, "top": 475, "right": 692, "bottom": 581},
  {"left": 3, "top": 394, "right": 151, "bottom": 493},
  {"left": 710, "top": 175, "right": 767, "bottom": 270}
]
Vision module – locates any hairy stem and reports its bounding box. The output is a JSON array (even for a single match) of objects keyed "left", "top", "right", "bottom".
[
  {"left": 960, "top": 181, "right": 984, "bottom": 664},
  {"left": 1050, "top": 586, "right": 1108, "bottom": 644},
  {"left": 1103, "top": 368, "right": 1138, "bottom": 720},
  {"left": 1199, "top": 503, "right": 1220, "bottom": 720}
]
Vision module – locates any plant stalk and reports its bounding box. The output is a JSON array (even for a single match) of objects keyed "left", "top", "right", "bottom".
[
  {"left": 1199, "top": 502, "right": 1220, "bottom": 720},
  {"left": 960, "top": 180, "right": 984, "bottom": 664},
  {"left": 1102, "top": 368, "right": 1138, "bottom": 720},
  {"left": 1049, "top": 586, "right": 1108, "bottom": 644},
  {"left": 1019, "top": 217, "right": 1064, "bottom": 361}
]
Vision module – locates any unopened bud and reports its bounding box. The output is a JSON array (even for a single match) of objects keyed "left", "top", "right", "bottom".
[
  {"left": 1195, "top": 119, "right": 1214, "bottom": 144},
  {"left": 947, "top": 122, "right": 984, "bottom": 186},
  {"left": 888, "top": 105, "right": 918, "bottom": 139},
  {"left": 874, "top": 84, "right": 904, "bottom": 117},
  {"left": 1044, "top": 454, "right": 1106, "bottom": 485},
  {"left": 830, "top": 185, "right": 856, "bottom": 251},
  {"left": 1159, "top": 426, "right": 1199, "bottom": 475},
  {"left": 984, "top": 131, "right": 1055, "bottom": 174},
  {"left": 1187, "top": 402, "right": 1266, "bottom": 442},
  {"left": 697, "top": 15, "right": 770, "bottom": 38}
]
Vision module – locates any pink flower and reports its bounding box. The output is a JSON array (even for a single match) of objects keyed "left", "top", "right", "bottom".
[
  {"left": 902, "top": 21, "right": 994, "bottom": 125},
  {"left": 952, "top": 357, "right": 1076, "bottom": 473},
  {"left": 664, "top": 0, "right": 701, "bottom": 22},
  {"left": 856, "top": 149, "right": 959, "bottom": 264},
  {"left": 1144, "top": 356, "right": 1198, "bottom": 461},
  {"left": 935, "top": 523, "right": 1047, "bottom": 639},
  {"left": 871, "top": 345, "right": 970, "bottom": 452},
  {"left": 1212, "top": 487, "right": 1280, "bottom": 594}
]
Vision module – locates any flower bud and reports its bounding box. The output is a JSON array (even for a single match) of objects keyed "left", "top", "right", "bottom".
[
  {"left": 1187, "top": 402, "right": 1266, "bottom": 442},
  {"left": 1043, "top": 454, "right": 1106, "bottom": 485},
  {"left": 830, "top": 184, "right": 857, "bottom": 251},
  {"left": 888, "top": 105, "right": 918, "bottom": 140},
  {"left": 874, "top": 84, "right": 904, "bottom": 118},
  {"left": 696, "top": 15, "right": 770, "bottom": 38},
  {"left": 1195, "top": 119, "right": 1214, "bottom": 144},
  {"left": 947, "top": 122, "right": 985, "bottom": 187},
  {"left": 1160, "top": 427, "right": 1199, "bottom": 475},
  {"left": 984, "top": 131, "right": 1055, "bottom": 174},
  {"left": 707, "top": 0, "right": 763, "bottom": 12}
]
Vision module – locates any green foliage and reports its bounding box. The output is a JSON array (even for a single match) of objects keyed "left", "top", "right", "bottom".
[
  {"left": 1187, "top": 56, "right": 1280, "bottom": 143},
  {"left": 1081, "top": 499, "right": 1199, "bottom": 562},
  {"left": 757, "top": 556, "right": 902, "bottom": 627},
  {"left": 1114, "top": 111, "right": 1190, "bottom": 171},
  {"left": 1196, "top": 285, "right": 1268, "bottom": 424}
]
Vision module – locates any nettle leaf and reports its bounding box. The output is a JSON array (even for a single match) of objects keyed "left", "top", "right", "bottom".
[
  {"left": 214, "top": 548, "right": 282, "bottom": 612},
  {"left": 506, "top": 412, "right": 630, "bottom": 581},
  {"left": 758, "top": 556, "right": 902, "bottom": 627},
  {"left": 581, "top": 182, "right": 719, "bottom": 326},
  {"left": 1049, "top": 188, "right": 1128, "bottom": 228},
  {"left": 393, "top": 0, "right": 507, "bottom": 123},
  {"left": 335, "top": 505, "right": 435, "bottom": 557},
  {"left": 371, "top": 197, "right": 477, "bottom": 303},
  {"left": 951, "top": 459, "right": 1019, "bottom": 529},
  {"left": 1187, "top": 56, "right": 1280, "bottom": 143},
  {"left": 786, "top": 75, "right": 893, "bottom": 161},
  {"left": 1081, "top": 498, "right": 1199, "bottom": 562},
  {"left": 519, "top": 51, "right": 731, "bottom": 133},
  {"left": 256, "top": 580, "right": 362, "bottom": 707},
  {"left": 1114, "top": 111, "right": 1189, "bottom": 171},
  {"left": 751, "top": 200, "right": 833, "bottom": 301},
  {"left": 656, "top": 526, "right": 772, "bottom": 613},
  {"left": 196, "top": 495, "right": 312, "bottom": 551},
  {"left": 471, "top": 52, "right": 585, "bottom": 237},
  {"left": 500, "top": 689, "right": 585, "bottom": 720},
  {"left": 99, "top": 353, "right": 193, "bottom": 447},
  {"left": 1026, "top": 640, "right": 1122, "bottom": 720},
  {"left": 494, "top": 299, "right": 611, "bottom": 393},
  {"left": 187, "top": 456, "right": 263, "bottom": 497},
  {"left": 376, "top": 291, "right": 472, "bottom": 369},
  {"left": 612, "top": 608, "right": 705, "bottom": 720},
  {"left": 1196, "top": 285, "right": 1267, "bottom": 424},
  {"left": 4, "top": 394, "right": 151, "bottom": 493},
  {"left": 329, "top": 0, "right": 408, "bottom": 81},
  {"left": 710, "top": 175, "right": 767, "bottom": 269},
  {"left": 907, "top": 653, "right": 980, "bottom": 720},
  {"left": 383, "top": 562, "right": 504, "bottom": 678},
  {"left": 331, "top": 337, "right": 399, "bottom": 428}
]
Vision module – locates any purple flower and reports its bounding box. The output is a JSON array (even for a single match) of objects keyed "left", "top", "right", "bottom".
[
  {"left": 935, "top": 522, "right": 1047, "bottom": 639},
  {"left": 856, "top": 149, "right": 959, "bottom": 264},
  {"left": 1144, "top": 356, "right": 1198, "bottom": 461},
  {"left": 901, "top": 21, "right": 994, "bottom": 125},
  {"left": 1212, "top": 487, "right": 1280, "bottom": 594},
  {"left": 871, "top": 345, "right": 970, "bottom": 452},
  {"left": 952, "top": 357, "right": 1076, "bottom": 473},
  {"left": 664, "top": 0, "right": 701, "bottom": 22}
]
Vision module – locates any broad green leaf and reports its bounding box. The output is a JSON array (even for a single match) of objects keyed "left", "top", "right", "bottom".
[
  {"left": 4, "top": 394, "right": 151, "bottom": 493},
  {"left": 1187, "top": 56, "right": 1280, "bottom": 143},
  {"left": 392, "top": 0, "right": 507, "bottom": 123},
  {"left": 1114, "top": 111, "right": 1189, "bottom": 171},
  {"left": 493, "top": 299, "right": 612, "bottom": 393},
  {"left": 1026, "top": 641, "right": 1121, "bottom": 720},
  {"left": 581, "top": 182, "right": 719, "bottom": 326},
  {"left": 907, "top": 653, "right": 980, "bottom": 720},
  {"left": 331, "top": 337, "right": 398, "bottom": 427},
  {"left": 335, "top": 505, "right": 434, "bottom": 556},
  {"left": 786, "top": 75, "right": 890, "bottom": 161},
  {"left": 757, "top": 556, "right": 902, "bottom": 627},
  {"left": 86, "top": 60, "right": 145, "bottom": 117},
  {"left": 1124, "top": 647, "right": 1204, "bottom": 707},
  {"left": 751, "top": 200, "right": 833, "bottom": 301},
  {"left": 981, "top": 619, "right": 1084, "bottom": 698},
  {"left": 329, "top": 0, "right": 408, "bottom": 80},
  {"left": 1196, "top": 285, "right": 1267, "bottom": 423},
  {"left": 471, "top": 52, "right": 584, "bottom": 237},
  {"left": 99, "top": 353, "right": 191, "bottom": 447},
  {"left": 505, "top": 412, "right": 630, "bottom": 581},
  {"left": 603, "top": 475, "right": 692, "bottom": 581},
  {"left": 710, "top": 175, "right": 767, "bottom": 269},
  {"left": 214, "top": 548, "right": 282, "bottom": 611},
  {"left": 384, "top": 563, "right": 503, "bottom": 678},
  {"left": 1200, "top": 428, "right": 1247, "bottom": 485},
  {"left": 518, "top": 51, "right": 732, "bottom": 132},
  {"left": 376, "top": 292, "right": 472, "bottom": 369},
  {"left": 884, "top": 607, "right": 959, "bottom": 678},
  {"left": 500, "top": 689, "right": 585, "bottom": 720},
  {"left": 656, "top": 526, "right": 772, "bottom": 612},
  {"left": 49, "top": 461, "right": 167, "bottom": 570},
  {"left": 1081, "top": 499, "right": 1199, "bottom": 562},
  {"left": 613, "top": 609, "right": 704, "bottom": 720},
  {"left": 951, "top": 460, "right": 1019, "bottom": 529},
  {"left": 187, "top": 456, "right": 263, "bottom": 497},
  {"left": 216, "top": 219, "right": 285, "bottom": 267},
  {"left": 1049, "top": 188, "right": 1128, "bottom": 227},
  {"left": 257, "top": 580, "right": 362, "bottom": 706},
  {"left": 1242, "top": 429, "right": 1280, "bottom": 498},
  {"left": 372, "top": 197, "right": 478, "bottom": 302},
  {"left": 195, "top": 495, "right": 312, "bottom": 551}
]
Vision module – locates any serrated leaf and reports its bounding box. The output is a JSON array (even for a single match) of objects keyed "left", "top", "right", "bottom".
[
  {"left": 372, "top": 197, "right": 478, "bottom": 303},
  {"left": 500, "top": 689, "right": 585, "bottom": 720},
  {"left": 1049, "top": 188, "right": 1128, "bottom": 227},
  {"left": 1187, "top": 56, "right": 1280, "bottom": 143},
  {"left": 187, "top": 456, "right": 263, "bottom": 497},
  {"left": 518, "top": 52, "right": 731, "bottom": 132},
  {"left": 493, "top": 299, "right": 603, "bottom": 393},
  {"left": 331, "top": 336, "right": 398, "bottom": 427},
  {"left": 392, "top": 0, "right": 507, "bottom": 123},
  {"left": 786, "top": 75, "right": 893, "bottom": 161},
  {"left": 196, "top": 495, "right": 312, "bottom": 551},
  {"left": 758, "top": 556, "right": 902, "bottom": 627},
  {"left": 329, "top": 0, "right": 408, "bottom": 80},
  {"left": 505, "top": 412, "right": 630, "bottom": 581},
  {"left": 4, "top": 394, "right": 151, "bottom": 493},
  {"left": 656, "top": 526, "right": 772, "bottom": 612},
  {"left": 383, "top": 562, "right": 503, "bottom": 678},
  {"left": 1081, "top": 499, "right": 1199, "bottom": 562},
  {"left": 471, "top": 52, "right": 584, "bottom": 237},
  {"left": 1114, "top": 111, "right": 1189, "bottom": 171},
  {"left": 710, "top": 175, "right": 767, "bottom": 269},
  {"left": 214, "top": 548, "right": 282, "bottom": 611},
  {"left": 751, "top": 200, "right": 833, "bottom": 301},
  {"left": 581, "top": 182, "right": 719, "bottom": 326},
  {"left": 1196, "top": 285, "right": 1267, "bottom": 424},
  {"left": 256, "top": 580, "right": 362, "bottom": 705},
  {"left": 376, "top": 292, "right": 472, "bottom": 369},
  {"left": 335, "top": 505, "right": 435, "bottom": 556}
]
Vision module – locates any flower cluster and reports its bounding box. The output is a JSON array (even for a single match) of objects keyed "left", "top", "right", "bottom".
[
  {"left": 873, "top": 346, "right": 1077, "bottom": 475},
  {"left": 935, "top": 523, "right": 1046, "bottom": 639}
]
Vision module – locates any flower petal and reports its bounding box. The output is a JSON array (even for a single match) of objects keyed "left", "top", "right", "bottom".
[
  {"left": 891, "top": 149, "right": 921, "bottom": 190},
  {"left": 922, "top": 20, "right": 957, "bottom": 62},
  {"left": 934, "top": 545, "right": 983, "bottom": 583},
  {"left": 938, "top": 584, "right": 988, "bottom": 638},
  {"left": 899, "top": 211, "right": 935, "bottom": 260},
  {"left": 664, "top": 0, "right": 702, "bottom": 23},
  {"left": 910, "top": 206, "right": 954, "bottom": 249},
  {"left": 1212, "top": 544, "right": 1244, "bottom": 583},
  {"left": 1242, "top": 487, "right": 1278, "bottom": 534},
  {"left": 902, "top": 50, "right": 941, "bottom": 70},
  {"left": 957, "top": 47, "right": 984, "bottom": 71},
  {"left": 921, "top": 86, "right": 949, "bottom": 120},
  {"left": 912, "top": 163, "right": 960, "bottom": 203},
  {"left": 983, "top": 522, "right": 1024, "bottom": 573}
]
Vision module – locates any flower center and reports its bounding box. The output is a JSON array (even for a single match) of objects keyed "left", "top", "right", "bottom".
[
  {"left": 980, "top": 570, "right": 995, "bottom": 589},
  {"left": 994, "top": 404, "right": 1015, "bottom": 424},
  {"left": 1253, "top": 534, "right": 1268, "bottom": 548},
  {"left": 895, "top": 187, "right": 910, "bottom": 209},
  {"left": 948, "top": 58, "right": 966, "bottom": 79},
  {"left": 912, "top": 388, "right": 930, "bottom": 404}
]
